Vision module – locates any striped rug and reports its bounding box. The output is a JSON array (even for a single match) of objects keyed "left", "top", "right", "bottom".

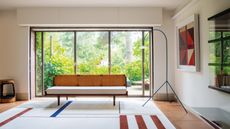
[
  {"left": 0, "top": 98, "right": 175, "bottom": 129},
  {"left": 120, "top": 115, "right": 165, "bottom": 129}
]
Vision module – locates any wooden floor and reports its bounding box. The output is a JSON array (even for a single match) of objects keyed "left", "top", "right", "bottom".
[
  {"left": 0, "top": 100, "right": 213, "bottom": 129},
  {"left": 155, "top": 101, "right": 213, "bottom": 129},
  {"left": 0, "top": 101, "right": 26, "bottom": 113}
]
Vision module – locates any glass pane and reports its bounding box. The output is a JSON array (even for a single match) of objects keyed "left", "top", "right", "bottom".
[
  {"left": 209, "top": 42, "right": 221, "bottom": 63},
  {"left": 223, "top": 66, "right": 230, "bottom": 75},
  {"left": 223, "top": 31, "right": 230, "bottom": 37},
  {"left": 144, "top": 32, "right": 150, "bottom": 96},
  {"left": 209, "top": 66, "right": 221, "bottom": 87},
  {"left": 111, "top": 31, "right": 142, "bottom": 96},
  {"left": 76, "top": 32, "right": 109, "bottom": 74},
  {"left": 209, "top": 31, "right": 221, "bottom": 40},
  {"left": 44, "top": 32, "right": 74, "bottom": 90},
  {"left": 223, "top": 40, "right": 230, "bottom": 64},
  {"left": 35, "top": 32, "right": 42, "bottom": 96},
  {"left": 222, "top": 66, "right": 230, "bottom": 88}
]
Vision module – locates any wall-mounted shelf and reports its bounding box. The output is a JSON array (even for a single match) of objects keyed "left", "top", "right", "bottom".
[{"left": 209, "top": 86, "right": 230, "bottom": 94}]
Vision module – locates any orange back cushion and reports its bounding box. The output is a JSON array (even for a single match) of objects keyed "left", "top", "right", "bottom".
[
  {"left": 77, "top": 75, "right": 102, "bottom": 86},
  {"left": 101, "top": 74, "right": 126, "bottom": 86},
  {"left": 54, "top": 74, "right": 127, "bottom": 87},
  {"left": 54, "top": 75, "right": 78, "bottom": 86}
]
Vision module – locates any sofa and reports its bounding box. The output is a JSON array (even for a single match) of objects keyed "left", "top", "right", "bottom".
[{"left": 46, "top": 74, "right": 128, "bottom": 106}]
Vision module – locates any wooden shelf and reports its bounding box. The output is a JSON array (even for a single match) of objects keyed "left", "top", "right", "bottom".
[{"left": 209, "top": 86, "right": 230, "bottom": 94}]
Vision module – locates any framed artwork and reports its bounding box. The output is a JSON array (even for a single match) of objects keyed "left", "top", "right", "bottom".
[{"left": 176, "top": 14, "right": 200, "bottom": 72}]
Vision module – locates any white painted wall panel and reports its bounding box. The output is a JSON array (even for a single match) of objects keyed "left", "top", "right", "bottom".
[
  {"left": 17, "top": 7, "right": 162, "bottom": 26},
  {"left": 0, "top": 11, "right": 29, "bottom": 100},
  {"left": 59, "top": 8, "right": 119, "bottom": 25},
  {"left": 17, "top": 8, "right": 59, "bottom": 25},
  {"left": 118, "top": 7, "right": 162, "bottom": 25}
]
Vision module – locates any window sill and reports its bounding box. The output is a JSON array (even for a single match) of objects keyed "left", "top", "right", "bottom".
[{"left": 209, "top": 86, "right": 230, "bottom": 94}]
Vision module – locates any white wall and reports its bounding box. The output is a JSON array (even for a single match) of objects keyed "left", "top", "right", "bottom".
[
  {"left": 153, "top": 10, "right": 175, "bottom": 99},
  {"left": 0, "top": 10, "right": 30, "bottom": 100},
  {"left": 17, "top": 7, "right": 162, "bottom": 26},
  {"left": 173, "top": 0, "right": 230, "bottom": 112}
]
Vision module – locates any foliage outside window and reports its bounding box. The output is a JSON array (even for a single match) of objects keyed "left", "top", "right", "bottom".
[
  {"left": 208, "top": 31, "right": 230, "bottom": 87},
  {"left": 35, "top": 31, "right": 150, "bottom": 96}
]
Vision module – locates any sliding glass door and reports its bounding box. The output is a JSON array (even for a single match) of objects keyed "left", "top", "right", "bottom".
[
  {"left": 35, "top": 32, "right": 42, "bottom": 96},
  {"left": 111, "top": 31, "right": 150, "bottom": 96},
  {"left": 76, "top": 32, "right": 109, "bottom": 74},
  {"left": 35, "top": 32, "right": 75, "bottom": 96},
  {"left": 111, "top": 32, "right": 142, "bottom": 95},
  {"left": 143, "top": 32, "right": 151, "bottom": 96},
  {"left": 34, "top": 28, "right": 152, "bottom": 97},
  {"left": 43, "top": 32, "right": 74, "bottom": 90}
]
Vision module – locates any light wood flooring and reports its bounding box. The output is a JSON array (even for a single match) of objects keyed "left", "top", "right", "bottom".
[
  {"left": 155, "top": 101, "right": 213, "bottom": 129},
  {"left": 0, "top": 101, "right": 26, "bottom": 113}
]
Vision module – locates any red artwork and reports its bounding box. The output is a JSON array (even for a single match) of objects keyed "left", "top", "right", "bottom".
[{"left": 179, "top": 22, "right": 195, "bottom": 66}]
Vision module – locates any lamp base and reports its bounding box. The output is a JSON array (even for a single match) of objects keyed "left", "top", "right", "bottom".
[{"left": 143, "top": 81, "right": 188, "bottom": 113}]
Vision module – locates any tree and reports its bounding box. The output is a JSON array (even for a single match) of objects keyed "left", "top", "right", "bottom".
[{"left": 43, "top": 32, "right": 74, "bottom": 89}]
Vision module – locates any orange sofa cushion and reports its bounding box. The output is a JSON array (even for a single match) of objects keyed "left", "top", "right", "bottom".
[
  {"left": 54, "top": 75, "right": 78, "bottom": 86},
  {"left": 77, "top": 75, "right": 102, "bottom": 86},
  {"left": 101, "top": 75, "right": 126, "bottom": 86},
  {"left": 53, "top": 74, "right": 127, "bottom": 87}
]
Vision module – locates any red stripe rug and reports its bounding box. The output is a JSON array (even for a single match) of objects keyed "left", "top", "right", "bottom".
[
  {"left": 0, "top": 108, "right": 32, "bottom": 127},
  {"left": 120, "top": 115, "right": 166, "bottom": 129}
]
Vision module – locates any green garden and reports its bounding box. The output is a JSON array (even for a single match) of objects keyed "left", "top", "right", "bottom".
[{"left": 35, "top": 31, "right": 150, "bottom": 95}]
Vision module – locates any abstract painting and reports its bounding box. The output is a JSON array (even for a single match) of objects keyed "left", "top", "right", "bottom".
[{"left": 176, "top": 14, "right": 200, "bottom": 72}]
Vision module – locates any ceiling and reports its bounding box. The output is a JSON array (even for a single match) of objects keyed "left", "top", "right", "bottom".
[{"left": 0, "top": 0, "right": 192, "bottom": 10}]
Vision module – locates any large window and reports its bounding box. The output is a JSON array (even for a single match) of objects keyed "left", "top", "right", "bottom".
[
  {"left": 44, "top": 32, "right": 75, "bottom": 87},
  {"left": 111, "top": 32, "right": 150, "bottom": 95},
  {"left": 208, "top": 8, "right": 230, "bottom": 93},
  {"left": 77, "top": 32, "right": 109, "bottom": 74},
  {"left": 35, "top": 32, "right": 75, "bottom": 96},
  {"left": 33, "top": 28, "right": 152, "bottom": 96},
  {"left": 35, "top": 32, "right": 42, "bottom": 96}
]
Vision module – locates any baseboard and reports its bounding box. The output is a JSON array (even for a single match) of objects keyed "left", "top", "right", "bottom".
[{"left": 16, "top": 93, "right": 29, "bottom": 101}]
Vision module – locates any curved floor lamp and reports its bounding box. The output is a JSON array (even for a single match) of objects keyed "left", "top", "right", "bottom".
[{"left": 142, "top": 28, "right": 188, "bottom": 113}]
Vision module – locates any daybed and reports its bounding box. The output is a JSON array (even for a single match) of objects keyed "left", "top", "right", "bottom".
[{"left": 45, "top": 74, "right": 128, "bottom": 106}]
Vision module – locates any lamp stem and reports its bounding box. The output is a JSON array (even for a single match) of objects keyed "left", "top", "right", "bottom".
[{"left": 143, "top": 28, "right": 188, "bottom": 113}]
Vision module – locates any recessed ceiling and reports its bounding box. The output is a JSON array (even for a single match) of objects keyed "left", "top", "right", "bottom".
[{"left": 0, "top": 0, "right": 192, "bottom": 10}]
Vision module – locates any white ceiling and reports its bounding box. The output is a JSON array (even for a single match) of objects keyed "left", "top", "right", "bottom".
[{"left": 0, "top": 0, "right": 192, "bottom": 10}]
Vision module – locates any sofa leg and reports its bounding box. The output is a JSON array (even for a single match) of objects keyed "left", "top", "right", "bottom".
[
  {"left": 57, "top": 96, "right": 60, "bottom": 106},
  {"left": 113, "top": 96, "right": 115, "bottom": 106},
  {"left": 66, "top": 96, "right": 68, "bottom": 100}
]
